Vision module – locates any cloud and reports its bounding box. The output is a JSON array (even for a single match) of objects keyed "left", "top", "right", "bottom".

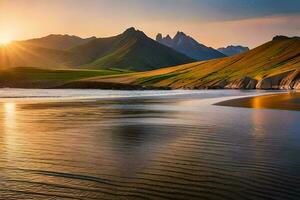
[
  {"left": 193, "top": 14, "right": 300, "bottom": 48},
  {"left": 142, "top": 14, "right": 299, "bottom": 49}
]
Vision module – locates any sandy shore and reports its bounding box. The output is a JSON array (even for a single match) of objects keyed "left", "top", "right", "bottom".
[{"left": 215, "top": 92, "right": 300, "bottom": 111}]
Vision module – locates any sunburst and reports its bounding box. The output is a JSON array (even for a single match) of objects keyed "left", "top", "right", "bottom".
[{"left": 0, "top": 37, "right": 12, "bottom": 45}]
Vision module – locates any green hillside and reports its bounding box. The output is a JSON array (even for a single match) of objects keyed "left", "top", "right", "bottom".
[
  {"left": 80, "top": 36, "right": 300, "bottom": 89},
  {"left": 0, "top": 67, "right": 127, "bottom": 88},
  {"left": 70, "top": 27, "right": 195, "bottom": 71},
  {"left": 1, "top": 35, "right": 299, "bottom": 90}
]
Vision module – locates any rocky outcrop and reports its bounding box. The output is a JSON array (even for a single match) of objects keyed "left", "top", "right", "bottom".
[
  {"left": 214, "top": 70, "right": 300, "bottom": 90},
  {"left": 279, "top": 70, "right": 300, "bottom": 89},
  {"left": 225, "top": 77, "right": 257, "bottom": 89},
  {"left": 293, "top": 80, "right": 300, "bottom": 89},
  {"left": 256, "top": 70, "right": 300, "bottom": 90},
  {"left": 256, "top": 72, "right": 290, "bottom": 89}
]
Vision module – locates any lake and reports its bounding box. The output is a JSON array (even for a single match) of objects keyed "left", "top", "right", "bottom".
[{"left": 0, "top": 89, "right": 299, "bottom": 200}]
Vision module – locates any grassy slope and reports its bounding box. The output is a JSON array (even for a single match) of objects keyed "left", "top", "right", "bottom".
[
  {"left": 0, "top": 67, "right": 128, "bottom": 88},
  {"left": 84, "top": 37, "right": 300, "bottom": 89},
  {"left": 0, "top": 43, "right": 72, "bottom": 69},
  {"left": 71, "top": 29, "right": 194, "bottom": 71}
]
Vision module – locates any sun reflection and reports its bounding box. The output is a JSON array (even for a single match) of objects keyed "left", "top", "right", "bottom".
[
  {"left": 251, "top": 110, "right": 266, "bottom": 139},
  {"left": 4, "top": 102, "right": 15, "bottom": 112},
  {"left": 4, "top": 102, "right": 16, "bottom": 129},
  {"left": 1, "top": 102, "right": 20, "bottom": 160}
]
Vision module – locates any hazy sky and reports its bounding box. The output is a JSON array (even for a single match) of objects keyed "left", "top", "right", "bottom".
[{"left": 1, "top": 0, "right": 299, "bottom": 48}]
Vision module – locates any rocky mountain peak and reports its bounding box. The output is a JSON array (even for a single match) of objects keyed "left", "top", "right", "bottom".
[
  {"left": 174, "top": 31, "right": 187, "bottom": 38},
  {"left": 165, "top": 35, "right": 172, "bottom": 40},
  {"left": 123, "top": 27, "right": 147, "bottom": 38},
  {"left": 156, "top": 33, "right": 163, "bottom": 41},
  {"left": 156, "top": 31, "right": 225, "bottom": 60},
  {"left": 124, "top": 27, "right": 136, "bottom": 34}
]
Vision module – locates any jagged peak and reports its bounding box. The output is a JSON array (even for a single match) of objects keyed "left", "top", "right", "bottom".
[
  {"left": 156, "top": 33, "right": 163, "bottom": 41},
  {"left": 175, "top": 31, "right": 187, "bottom": 38},
  {"left": 124, "top": 27, "right": 136, "bottom": 34},
  {"left": 173, "top": 31, "right": 199, "bottom": 46},
  {"left": 164, "top": 34, "right": 172, "bottom": 40}
]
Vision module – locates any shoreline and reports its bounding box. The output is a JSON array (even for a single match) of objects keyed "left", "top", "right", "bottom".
[
  {"left": 215, "top": 92, "right": 300, "bottom": 111},
  {"left": 0, "top": 88, "right": 296, "bottom": 111}
]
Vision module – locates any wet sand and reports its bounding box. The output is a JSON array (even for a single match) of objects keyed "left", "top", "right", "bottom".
[{"left": 216, "top": 92, "right": 300, "bottom": 111}]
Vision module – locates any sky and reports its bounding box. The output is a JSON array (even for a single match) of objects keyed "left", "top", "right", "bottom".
[{"left": 0, "top": 0, "right": 299, "bottom": 48}]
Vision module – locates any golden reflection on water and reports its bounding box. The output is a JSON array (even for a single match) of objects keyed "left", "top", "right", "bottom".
[
  {"left": 217, "top": 92, "right": 300, "bottom": 111},
  {"left": 3, "top": 102, "right": 16, "bottom": 131},
  {"left": 1, "top": 102, "right": 18, "bottom": 159},
  {"left": 251, "top": 96, "right": 263, "bottom": 109},
  {"left": 251, "top": 110, "right": 266, "bottom": 140},
  {"left": 250, "top": 96, "right": 267, "bottom": 139}
]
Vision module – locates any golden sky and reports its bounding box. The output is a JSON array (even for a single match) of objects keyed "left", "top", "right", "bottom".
[{"left": 1, "top": 0, "right": 299, "bottom": 48}]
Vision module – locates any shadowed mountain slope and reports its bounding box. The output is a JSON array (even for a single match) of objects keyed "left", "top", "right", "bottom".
[
  {"left": 69, "top": 28, "right": 194, "bottom": 71},
  {"left": 156, "top": 32, "right": 226, "bottom": 60}
]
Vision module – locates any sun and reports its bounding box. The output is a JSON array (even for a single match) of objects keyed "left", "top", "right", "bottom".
[{"left": 0, "top": 37, "right": 12, "bottom": 45}]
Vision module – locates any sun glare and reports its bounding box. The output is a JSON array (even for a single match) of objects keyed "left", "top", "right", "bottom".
[{"left": 0, "top": 37, "right": 12, "bottom": 45}]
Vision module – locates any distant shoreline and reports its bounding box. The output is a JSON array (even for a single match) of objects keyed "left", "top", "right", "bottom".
[
  {"left": 215, "top": 92, "right": 300, "bottom": 111},
  {"left": 0, "top": 81, "right": 298, "bottom": 91}
]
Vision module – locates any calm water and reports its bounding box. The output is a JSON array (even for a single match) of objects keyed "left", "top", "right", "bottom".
[{"left": 0, "top": 89, "right": 299, "bottom": 200}]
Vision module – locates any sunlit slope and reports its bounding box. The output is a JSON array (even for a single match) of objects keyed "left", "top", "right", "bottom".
[
  {"left": 86, "top": 36, "right": 300, "bottom": 89},
  {"left": 0, "top": 43, "right": 74, "bottom": 69}
]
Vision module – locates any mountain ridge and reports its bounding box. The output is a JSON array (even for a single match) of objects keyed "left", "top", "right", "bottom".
[
  {"left": 75, "top": 36, "right": 300, "bottom": 90},
  {"left": 0, "top": 27, "right": 194, "bottom": 71},
  {"left": 156, "top": 31, "right": 226, "bottom": 60},
  {"left": 69, "top": 27, "right": 195, "bottom": 71},
  {"left": 20, "top": 34, "right": 97, "bottom": 50},
  {"left": 217, "top": 45, "right": 249, "bottom": 56}
]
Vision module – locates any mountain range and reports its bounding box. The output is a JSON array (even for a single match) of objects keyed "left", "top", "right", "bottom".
[
  {"left": 74, "top": 36, "right": 300, "bottom": 90},
  {"left": 0, "top": 28, "right": 299, "bottom": 90},
  {"left": 156, "top": 32, "right": 226, "bottom": 60},
  {"left": 217, "top": 45, "right": 249, "bottom": 56},
  {"left": 0, "top": 28, "right": 194, "bottom": 71}
]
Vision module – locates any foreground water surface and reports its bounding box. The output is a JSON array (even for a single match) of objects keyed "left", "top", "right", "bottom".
[{"left": 0, "top": 89, "right": 299, "bottom": 200}]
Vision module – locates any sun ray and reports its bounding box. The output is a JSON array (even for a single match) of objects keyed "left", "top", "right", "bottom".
[{"left": 0, "top": 37, "right": 12, "bottom": 46}]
